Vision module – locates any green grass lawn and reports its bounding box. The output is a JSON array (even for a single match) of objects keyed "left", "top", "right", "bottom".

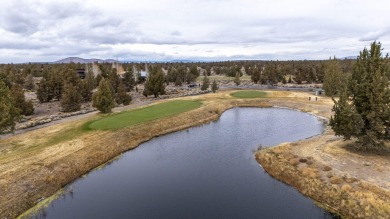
[
  {"left": 88, "top": 100, "right": 202, "bottom": 130},
  {"left": 231, "top": 91, "right": 267, "bottom": 98}
]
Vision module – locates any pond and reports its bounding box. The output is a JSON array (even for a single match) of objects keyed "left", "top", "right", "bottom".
[{"left": 30, "top": 108, "right": 335, "bottom": 219}]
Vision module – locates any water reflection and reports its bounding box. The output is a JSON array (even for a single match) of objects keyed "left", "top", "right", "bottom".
[{"left": 31, "top": 108, "right": 336, "bottom": 219}]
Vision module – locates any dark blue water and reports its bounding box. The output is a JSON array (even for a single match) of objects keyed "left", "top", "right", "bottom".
[{"left": 30, "top": 108, "right": 335, "bottom": 219}]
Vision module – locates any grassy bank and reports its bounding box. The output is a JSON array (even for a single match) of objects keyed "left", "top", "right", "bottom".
[
  {"left": 1, "top": 90, "right": 389, "bottom": 219},
  {"left": 256, "top": 140, "right": 390, "bottom": 218}
]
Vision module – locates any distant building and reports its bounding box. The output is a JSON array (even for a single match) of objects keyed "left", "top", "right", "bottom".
[
  {"left": 76, "top": 68, "right": 86, "bottom": 79},
  {"left": 315, "top": 89, "right": 324, "bottom": 96},
  {"left": 133, "top": 63, "right": 149, "bottom": 82},
  {"left": 140, "top": 70, "right": 148, "bottom": 78}
]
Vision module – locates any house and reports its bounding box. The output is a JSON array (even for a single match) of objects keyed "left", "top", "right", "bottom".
[
  {"left": 76, "top": 68, "right": 86, "bottom": 79},
  {"left": 133, "top": 63, "right": 149, "bottom": 82}
]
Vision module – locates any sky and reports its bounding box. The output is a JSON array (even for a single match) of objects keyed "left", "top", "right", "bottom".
[{"left": 0, "top": 0, "right": 390, "bottom": 63}]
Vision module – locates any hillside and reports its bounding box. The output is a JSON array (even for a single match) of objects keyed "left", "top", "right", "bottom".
[{"left": 54, "top": 57, "right": 118, "bottom": 64}]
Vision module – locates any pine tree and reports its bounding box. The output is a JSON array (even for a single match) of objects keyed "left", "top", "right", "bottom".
[
  {"left": 116, "top": 82, "right": 132, "bottom": 105},
  {"left": 61, "top": 83, "right": 81, "bottom": 112},
  {"left": 330, "top": 41, "right": 390, "bottom": 150},
  {"left": 211, "top": 80, "right": 219, "bottom": 93},
  {"left": 11, "top": 84, "right": 34, "bottom": 116},
  {"left": 93, "top": 78, "right": 115, "bottom": 113},
  {"left": 0, "top": 81, "right": 20, "bottom": 133},
  {"left": 201, "top": 76, "right": 210, "bottom": 91}
]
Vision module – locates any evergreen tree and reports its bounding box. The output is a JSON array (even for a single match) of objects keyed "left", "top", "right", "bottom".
[
  {"left": 201, "top": 76, "right": 210, "bottom": 91},
  {"left": 330, "top": 41, "right": 390, "bottom": 150},
  {"left": 211, "top": 80, "right": 219, "bottom": 93},
  {"left": 61, "top": 83, "right": 81, "bottom": 112},
  {"left": 80, "top": 80, "right": 93, "bottom": 102},
  {"left": 109, "top": 68, "right": 120, "bottom": 94},
  {"left": 143, "top": 67, "right": 165, "bottom": 98},
  {"left": 24, "top": 74, "right": 35, "bottom": 90},
  {"left": 11, "top": 84, "right": 34, "bottom": 116},
  {"left": 0, "top": 81, "right": 20, "bottom": 133},
  {"left": 122, "top": 69, "right": 135, "bottom": 91},
  {"left": 281, "top": 76, "right": 287, "bottom": 84},
  {"left": 234, "top": 71, "right": 241, "bottom": 86},
  {"left": 116, "top": 82, "right": 132, "bottom": 105},
  {"left": 36, "top": 78, "right": 52, "bottom": 102},
  {"left": 175, "top": 76, "right": 183, "bottom": 86},
  {"left": 251, "top": 67, "right": 261, "bottom": 84},
  {"left": 48, "top": 71, "right": 64, "bottom": 100},
  {"left": 93, "top": 78, "right": 115, "bottom": 113},
  {"left": 85, "top": 69, "right": 96, "bottom": 92},
  {"left": 323, "top": 57, "right": 346, "bottom": 96}
]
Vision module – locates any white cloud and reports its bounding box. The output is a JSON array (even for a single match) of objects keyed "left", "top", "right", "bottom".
[{"left": 0, "top": 0, "right": 390, "bottom": 63}]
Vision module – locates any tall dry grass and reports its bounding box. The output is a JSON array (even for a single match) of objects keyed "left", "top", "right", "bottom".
[
  {"left": 2, "top": 98, "right": 269, "bottom": 218},
  {"left": 256, "top": 146, "right": 390, "bottom": 219}
]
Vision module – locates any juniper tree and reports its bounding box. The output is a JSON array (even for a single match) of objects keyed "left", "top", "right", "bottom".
[
  {"left": 0, "top": 81, "right": 20, "bottom": 133},
  {"left": 122, "top": 69, "right": 135, "bottom": 92},
  {"left": 61, "top": 82, "right": 81, "bottom": 112},
  {"left": 251, "top": 67, "right": 261, "bottom": 84},
  {"left": 143, "top": 66, "right": 165, "bottom": 98},
  {"left": 11, "top": 84, "right": 34, "bottom": 116},
  {"left": 330, "top": 41, "right": 390, "bottom": 150},
  {"left": 79, "top": 80, "right": 93, "bottom": 102},
  {"left": 323, "top": 57, "right": 346, "bottom": 96},
  {"left": 211, "top": 80, "right": 219, "bottom": 93},
  {"left": 201, "top": 76, "right": 210, "bottom": 91},
  {"left": 234, "top": 71, "right": 241, "bottom": 86},
  {"left": 116, "top": 82, "right": 132, "bottom": 105},
  {"left": 93, "top": 78, "right": 115, "bottom": 113},
  {"left": 24, "top": 74, "right": 35, "bottom": 90}
]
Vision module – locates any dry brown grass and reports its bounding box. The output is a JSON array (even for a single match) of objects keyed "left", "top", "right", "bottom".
[
  {"left": 1, "top": 89, "right": 389, "bottom": 219},
  {"left": 256, "top": 146, "right": 390, "bottom": 218},
  {"left": 0, "top": 91, "right": 270, "bottom": 218}
]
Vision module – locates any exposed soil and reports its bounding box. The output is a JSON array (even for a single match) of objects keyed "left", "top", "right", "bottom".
[{"left": 0, "top": 90, "right": 389, "bottom": 219}]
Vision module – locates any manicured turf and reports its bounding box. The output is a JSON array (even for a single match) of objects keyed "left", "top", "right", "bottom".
[
  {"left": 88, "top": 100, "right": 202, "bottom": 130},
  {"left": 231, "top": 91, "right": 267, "bottom": 98}
]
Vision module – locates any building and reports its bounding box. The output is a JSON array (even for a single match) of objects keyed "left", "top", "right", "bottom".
[{"left": 76, "top": 68, "right": 86, "bottom": 79}]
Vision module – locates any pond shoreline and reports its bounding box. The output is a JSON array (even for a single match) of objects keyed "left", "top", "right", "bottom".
[{"left": 1, "top": 90, "right": 388, "bottom": 218}]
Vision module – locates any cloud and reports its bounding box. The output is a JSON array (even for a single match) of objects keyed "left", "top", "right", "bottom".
[
  {"left": 359, "top": 29, "right": 390, "bottom": 42},
  {"left": 0, "top": 0, "right": 390, "bottom": 63}
]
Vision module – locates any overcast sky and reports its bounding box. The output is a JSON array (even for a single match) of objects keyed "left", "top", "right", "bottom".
[{"left": 0, "top": 0, "right": 389, "bottom": 63}]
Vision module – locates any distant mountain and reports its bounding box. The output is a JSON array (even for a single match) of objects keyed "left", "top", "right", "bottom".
[{"left": 54, "top": 57, "right": 118, "bottom": 64}]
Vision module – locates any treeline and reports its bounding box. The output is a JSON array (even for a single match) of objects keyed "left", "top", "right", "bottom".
[{"left": 0, "top": 58, "right": 370, "bottom": 134}]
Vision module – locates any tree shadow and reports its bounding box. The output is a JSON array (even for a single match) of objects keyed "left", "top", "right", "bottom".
[{"left": 342, "top": 142, "right": 390, "bottom": 157}]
